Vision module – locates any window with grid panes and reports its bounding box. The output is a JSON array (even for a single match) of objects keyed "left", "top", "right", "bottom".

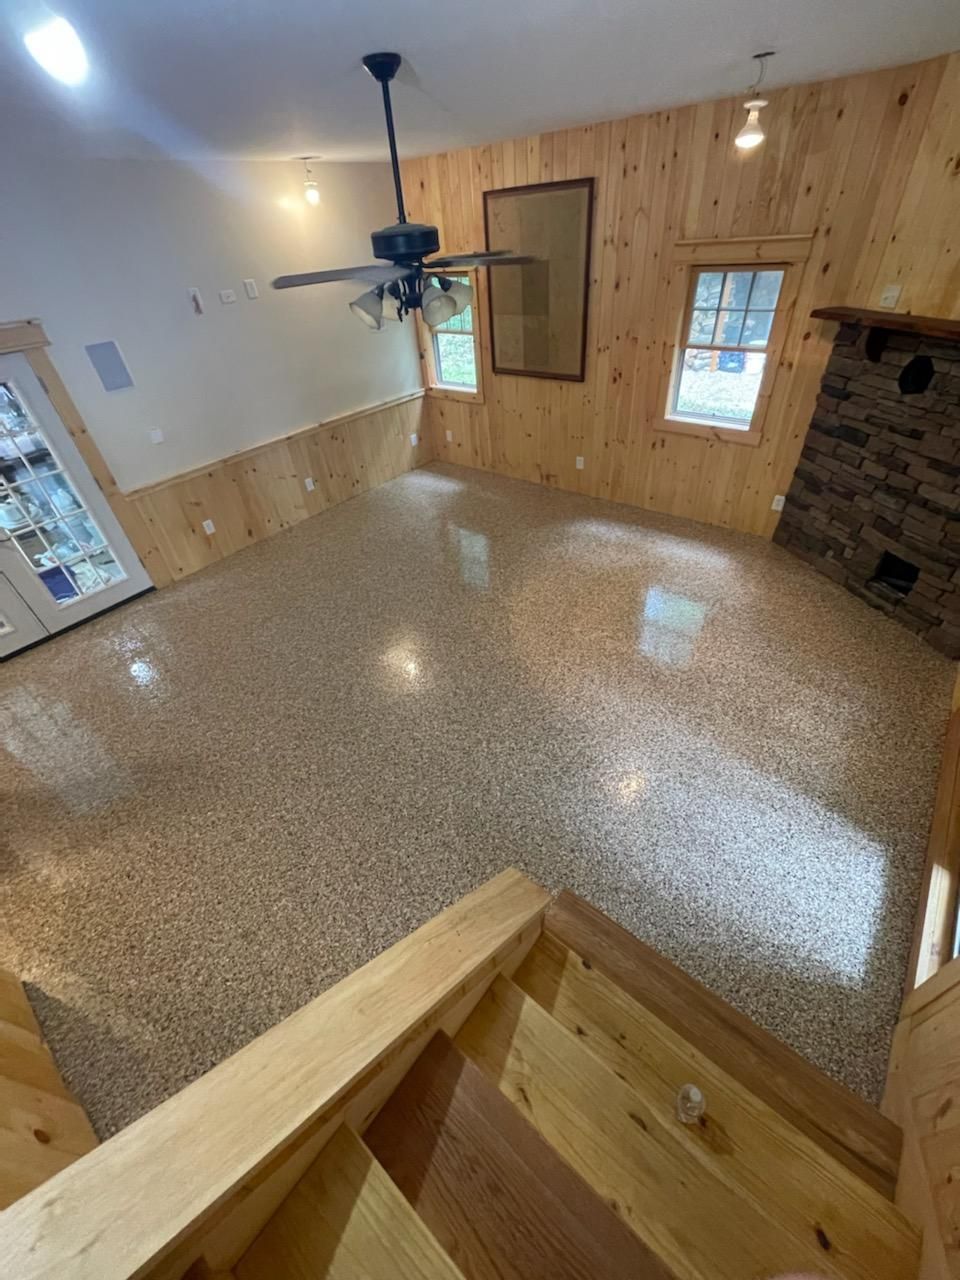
[
  {"left": 671, "top": 267, "right": 785, "bottom": 429},
  {"left": 431, "top": 276, "right": 477, "bottom": 390}
]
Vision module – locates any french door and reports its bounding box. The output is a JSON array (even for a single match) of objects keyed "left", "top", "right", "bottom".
[{"left": 0, "top": 352, "right": 151, "bottom": 657}]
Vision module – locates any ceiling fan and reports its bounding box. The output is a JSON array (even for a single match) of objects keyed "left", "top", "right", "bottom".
[{"left": 272, "top": 52, "right": 532, "bottom": 330}]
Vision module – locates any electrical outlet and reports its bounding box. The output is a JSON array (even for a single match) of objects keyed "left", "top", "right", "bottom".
[
  {"left": 149, "top": 428, "right": 164, "bottom": 445},
  {"left": 201, "top": 518, "right": 216, "bottom": 535},
  {"left": 243, "top": 278, "right": 259, "bottom": 300},
  {"left": 879, "top": 283, "right": 902, "bottom": 309},
  {"left": 445, "top": 429, "right": 453, "bottom": 443},
  {"left": 188, "top": 288, "right": 204, "bottom": 315},
  {"left": 410, "top": 433, "right": 418, "bottom": 446},
  {"left": 304, "top": 477, "right": 316, "bottom": 492},
  {"left": 575, "top": 455, "right": 585, "bottom": 470},
  {"left": 771, "top": 494, "right": 785, "bottom": 512},
  {"left": 218, "top": 288, "right": 237, "bottom": 305}
]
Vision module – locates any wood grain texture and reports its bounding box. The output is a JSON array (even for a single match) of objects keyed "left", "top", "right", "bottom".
[
  {"left": 0, "top": 969, "right": 98, "bottom": 1211},
  {"left": 513, "top": 934, "right": 918, "bottom": 1280},
  {"left": 124, "top": 391, "right": 430, "bottom": 584},
  {"left": 457, "top": 976, "right": 918, "bottom": 1280},
  {"left": 905, "top": 668, "right": 960, "bottom": 992},
  {"left": 365, "top": 1031, "right": 673, "bottom": 1280},
  {"left": 0, "top": 870, "right": 548, "bottom": 1280},
  {"left": 403, "top": 53, "right": 960, "bottom": 536},
  {"left": 236, "top": 1125, "right": 463, "bottom": 1280},
  {"left": 885, "top": 961, "right": 960, "bottom": 1279},
  {"left": 810, "top": 307, "right": 960, "bottom": 340},
  {"left": 544, "top": 890, "right": 901, "bottom": 1198}
]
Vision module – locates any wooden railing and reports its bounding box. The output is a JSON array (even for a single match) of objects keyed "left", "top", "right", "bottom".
[{"left": 0, "top": 869, "right": 550, "bottom": 1280}]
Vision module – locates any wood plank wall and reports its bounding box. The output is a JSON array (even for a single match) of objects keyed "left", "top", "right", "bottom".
[
  {"left": 119, "top": 393, "right": 430, "bottom": 586},
  {"left": 403, "top": 52, "right": 960, "bottom": 536}
]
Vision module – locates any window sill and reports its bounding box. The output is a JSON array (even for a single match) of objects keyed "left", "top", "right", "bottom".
[
  {"left": 425, "top": 385, "right": 484, "bottom": 406},
  {"left": 656, "top": 414, "right": 762, "bottom": 446}
]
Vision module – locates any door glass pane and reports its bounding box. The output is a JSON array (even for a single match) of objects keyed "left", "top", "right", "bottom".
[
  {"left": 0, "top": 380, "right": 127, "bottom": 606},
  {"left": 39, "top": 473, "right": 83, "bottom": 514},
  {"left": 67, "top": 512, "right": 105, "bottom": 552},
  {"left": 12, "top": 480, "right": 58, "bottom": 524}
]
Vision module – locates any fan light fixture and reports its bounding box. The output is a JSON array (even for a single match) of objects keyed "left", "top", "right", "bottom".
[
  {"left": 421, "top": 284, "right": 457, "bottom": 328},
  {"left": 24, "top": 16, "right": 88, "bottom": 86},
  {"left": 734, "top": 53, "right": 774, "bottom": 151},
  {"left": 442, "top": 278, "right": 474, "bottom": 316},
  {"left": 302, "top": 158, "right": 320, "bottom": 206},
  {"left": 272, "top": 53, "right": 533, "bottom": 328},
  {"left": 349, "top": 287, "right": 384, "bottom": 330}
]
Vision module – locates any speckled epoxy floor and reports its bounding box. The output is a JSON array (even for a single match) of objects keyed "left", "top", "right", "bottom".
[{"left": 0, "top": 463, "right": 953, "bottom": 1135}]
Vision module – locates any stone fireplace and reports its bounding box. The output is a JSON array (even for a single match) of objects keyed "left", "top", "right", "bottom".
[{"left": 774, "top": 307, "right": 960, "bottom": 657}]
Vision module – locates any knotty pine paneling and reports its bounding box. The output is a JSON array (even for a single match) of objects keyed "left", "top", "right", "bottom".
[
  {"left": 122, "top": 393, "right": 429, "bottom": 584},
  {"left": 403, "top": 53, "right": 960, "bottom": 536}
]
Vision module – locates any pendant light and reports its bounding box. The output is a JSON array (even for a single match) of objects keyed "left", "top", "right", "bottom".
[
  {"left": 302, "top": 157, "right": 321, "bottom": 206},
  {"left": 735, "top": 52, "right": 774, "bottom": 151}
]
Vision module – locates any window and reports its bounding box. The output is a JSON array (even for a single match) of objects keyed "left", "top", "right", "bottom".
[
  {"left": 431, "top": 276, "right": 477, "bottom": 389},
  {"left": 670, "top": 267, "right": 785, "bottom": 431},
  {"left": 421, "top": 273, "right": 483, "bottom": 402}
]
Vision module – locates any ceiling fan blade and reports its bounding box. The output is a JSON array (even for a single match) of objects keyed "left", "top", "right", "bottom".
[
  {"left": 272, "top": 265, "right": 414, "bottom": 290},
  {"left": 427, "top": 253, "right": 535, "bottom": 269}
]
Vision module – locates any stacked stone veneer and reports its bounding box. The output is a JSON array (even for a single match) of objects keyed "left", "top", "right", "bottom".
[{"left": 774, "top": 320, "right": 960, "bottom": 657}]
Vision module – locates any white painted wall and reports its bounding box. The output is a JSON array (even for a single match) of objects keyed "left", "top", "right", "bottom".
[{"left": 1, "top": 149, "right": 422, "bottom": 490}]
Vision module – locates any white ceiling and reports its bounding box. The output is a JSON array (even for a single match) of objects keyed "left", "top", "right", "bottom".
[{"left": 2, "top": 0, "right": 959, "bottom": 162}]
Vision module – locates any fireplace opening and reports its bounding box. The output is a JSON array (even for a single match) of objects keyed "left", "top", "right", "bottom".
[
  {"left": 864, "top": 327, "right": 889, "bottom": 362},
  {"left": 869, "top": 550, "right": 919, "bottom": 598},
  {"left": 898, "top": 354, "right": 935, "bottom": 395}
]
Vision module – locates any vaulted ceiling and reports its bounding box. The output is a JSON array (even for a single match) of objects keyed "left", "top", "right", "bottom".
[{"left": 3, "top": 0, "right": 959, "bottom": 161}]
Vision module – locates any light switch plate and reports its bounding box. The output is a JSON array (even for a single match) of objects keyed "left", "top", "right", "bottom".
[
  {"left": 575, "top": 456, "right": 585, "bottom": 470},
  {"left": 410, "top": 433, "right": 418, "bottom": 446},
  {"left": 771, "top": 494, "right": 785, "bottom": 512},
  {"left": 879, "top": 283, "right": 902, "bottom": 309},
  {"left": 304, "top": 477, "right": 316, "bottom": 492},
  {"left": 243, "top": 278, "right": 259, "bottom": 300},
  {"left": 218, "top": 289, "right": 237, "bottom": 305},
  {"left": 445, "top": 429, "right": 453, "bottom": 443},
  {"left": 149, "top": 428, "right": 164, "bottom": 445},
  {"left": 201, "top": 519, "right": 216, "bottom": 535}
]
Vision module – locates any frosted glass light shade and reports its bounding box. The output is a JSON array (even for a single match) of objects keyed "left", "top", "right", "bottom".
[
  {"left": 304, "top": 182, "right": 320, "bottom": 205},
  {"left": 445, "top": 280, "right": 473, "bottom": 315},
  {"left": 735, "top": 99, "right": 767, "bottom": 150},
  {"left": 349, "top": 289, "right": 383, "bottom": 330},
  {"left": 422, "top": 285, "right": 457, "bottom": 327}
]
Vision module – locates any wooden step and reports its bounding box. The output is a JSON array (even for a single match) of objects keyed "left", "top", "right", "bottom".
[
  {"left": 456, "top": 976, "right": 919, "bottom": 1280},
  {"left": 365, "top": 1031, "right": 673, "bottom": 1280},
  {"left": 235, "top": 1124, "right": 464, "bottom": 1280},
  {"left": 514, "top": 932, "right": 920, "bottom": 1278},
  {"left": 546, "top": 890, "right": 901, "bottom": 1198}
]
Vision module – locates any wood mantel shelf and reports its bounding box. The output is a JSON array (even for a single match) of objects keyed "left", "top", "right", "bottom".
[{"left": 811, "top": 306, "right": 960, "bottom": 342}]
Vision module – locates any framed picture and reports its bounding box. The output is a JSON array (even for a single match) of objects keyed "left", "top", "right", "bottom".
[{"left": 483, "top": 178, "right": 594, "bottom": 382}]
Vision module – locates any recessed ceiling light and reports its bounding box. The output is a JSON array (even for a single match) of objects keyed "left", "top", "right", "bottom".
[{"left": 24, "top": 16, "right": 89, "bottom": 87}]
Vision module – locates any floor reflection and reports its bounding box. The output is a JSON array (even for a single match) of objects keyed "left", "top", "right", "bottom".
[{"left": 639, "top": 586, "right": 708, "bottom": 667}]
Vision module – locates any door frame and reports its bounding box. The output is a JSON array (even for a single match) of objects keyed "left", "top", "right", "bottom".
[{"left": 0, "top": 319, "right": 170, "bottom": 588}]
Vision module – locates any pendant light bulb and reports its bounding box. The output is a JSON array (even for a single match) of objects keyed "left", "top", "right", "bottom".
[
  {"left": 734, "top": 52, "right": 774, "bottom": 151},
  {"left": 302, "top": 157, "right": 320, "bottom": 206},
  {"left": 735, "top": 99, "right": 768, "bottom": 150}
]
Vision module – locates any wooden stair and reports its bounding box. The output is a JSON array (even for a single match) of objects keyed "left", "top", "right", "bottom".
[
  {"left": 365, "top": 1032, "right": 671, "bottom": 1280},
  {"left": 0, "top": 873, "right": 925, "bottom": 1280},
  {"left": 0, "top": 968, "right": 98, "bottom": 1210}
]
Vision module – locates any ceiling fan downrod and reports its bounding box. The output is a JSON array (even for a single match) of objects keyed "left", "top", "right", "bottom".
[{"left": 362, "top": 52, "right": 406, "bottom": 225}]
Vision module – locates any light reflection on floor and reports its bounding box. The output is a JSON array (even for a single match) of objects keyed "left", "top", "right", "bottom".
[{"left": 0, "top": 462, "right": 952, "bottom": 1135}]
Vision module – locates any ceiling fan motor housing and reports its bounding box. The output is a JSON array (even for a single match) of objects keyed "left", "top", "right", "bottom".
[{"left": 371, "top": 221, "right": 441, "bottom": 263}]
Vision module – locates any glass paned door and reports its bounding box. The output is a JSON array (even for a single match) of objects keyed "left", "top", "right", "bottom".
[{"left": 0, "top": 352, "right": 151, "bottom": 655}]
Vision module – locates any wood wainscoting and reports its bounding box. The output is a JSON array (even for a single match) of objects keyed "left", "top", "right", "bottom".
[
  {"left": 122, "top": 392, "right": 430, "bottom": 585},
  {"left": 402, "top": 52, "right": 960, "bottom": 537}
]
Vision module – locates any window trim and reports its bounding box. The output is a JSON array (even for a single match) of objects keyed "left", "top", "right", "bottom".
[
  {"left": 656, "top": 235, "right": 813, "bottom": 447},
  {"left": 417, "top": 269, "right": 485, "bottom": 406}
]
